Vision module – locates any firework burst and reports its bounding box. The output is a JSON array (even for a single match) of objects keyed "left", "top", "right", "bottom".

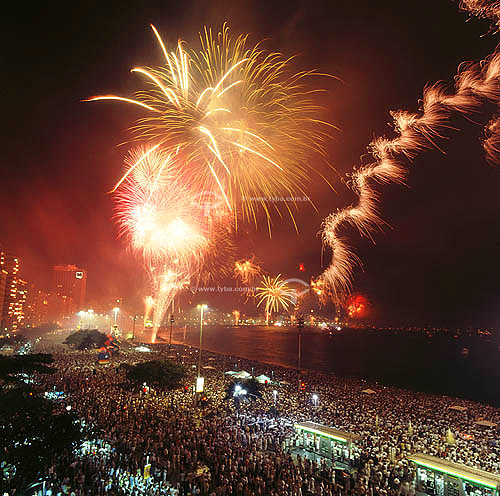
[
  {"left": 87, "top": 23, "right": 335, "bottom": 227},
  {"left": 114, "top": 146, "right": 209, "bottom": 270},
  {"left": 256, "top": 274, "right": 295, "bottom": 324},
  {"left": 234, "top": 257, "right": 262, "bottom": 286}
]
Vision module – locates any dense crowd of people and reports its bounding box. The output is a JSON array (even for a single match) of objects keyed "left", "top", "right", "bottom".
[{"left": 22, "top": 337, "right": 500, "bottom": 496}]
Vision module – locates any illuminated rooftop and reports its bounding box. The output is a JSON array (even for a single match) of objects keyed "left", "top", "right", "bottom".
[
  {"left": 294, "top": 421, "right": 362, "bottom": 444},
  {"left": 408, "top": 453, "right": 500, "bottom": 490}
]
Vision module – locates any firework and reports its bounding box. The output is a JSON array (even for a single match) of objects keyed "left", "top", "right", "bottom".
[
  {"left": 310, "top": 277, "right": 330, "bottom": 303},
  {"left": 193, "top": 222, "right": 237, "bottom": 287},
  {"left": 144, "top": 296, "right": 154, "bottom": 326},
  {"left": 87, "top": 23, "right": 334, "bottom": 227},
  {"left": 256, "top": 274, "right": 295, "bottom": 324},
  {"left": 459, "top": 0, "right": 500, "bottom": 32},
  {"left": 234, "top": 257, "right": 262, "bottom": 286},
  {"left": 346, "top": 294, "right": 368, "bottom": 319},
  {"left": 151, "top": 268, "right": 188, "bottom": 343},
  {"left": 484, "top": 115, "right": 500, "bottom": 165},
  {"left": 319, "top": 47, "right": 500, "bottom": 301},
  {"left": 232, "top": 309, "right": 240, "bottom": 325},
  {"left": 114, "top": 146, "right": 209, "bottom": 270},
  {"left": 114, "top": 146, "right": 215, "bottom": 341}
]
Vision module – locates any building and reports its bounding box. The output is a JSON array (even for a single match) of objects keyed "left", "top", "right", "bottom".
[
  {"left": 0, "top": 248, "right": 24, "bottom": 332},
  {"left": 24, "top": 285, "right": 50, "bottom": 327},
  {"left": 408, "top": 453, "right": 500, "bottom": 495},
  {"left": 293, "top": 421, "right": 362, "bottom": 469},
  {"left": 0, "top": 269, "right": 7, "bottom": 330},
  {"left": 52, "top": 265, "right": 87, "bottom": 319},
  {"left": 11, "top": 278, "right": 28, "bottom": 330}
]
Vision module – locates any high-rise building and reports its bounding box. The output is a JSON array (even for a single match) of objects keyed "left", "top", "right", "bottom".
[
  {"left": 52, "top": 265, "right": 87, "bottom": 319},
  {"left": 11, "top": 278, "right": 27, "bottom": 329},
  {"left": 0, "top": 269, "right": 7, "bottom": 331},
  {"left": 0, "top": 248, "right": 23, "bottom": 332},
  {"left": 24, "top": 284, "right": 50, "bottom": 328}
]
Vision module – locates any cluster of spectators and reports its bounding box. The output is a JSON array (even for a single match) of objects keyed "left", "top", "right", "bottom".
[{"left": 25, "top": 340, "right": 500, "bottom": 496}]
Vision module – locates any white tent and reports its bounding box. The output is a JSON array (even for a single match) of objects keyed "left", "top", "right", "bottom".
[
  {"left": 255, "top": 374, "right": 271, "bottom": 384},
  {"left": 232, "top": 370, "right": 252, "bottom": 379},
  {"left": 225, "top": 371, "right": 238, "bottom": 376},
  {"left": 474, "top": 420, "right": 497, "bottom": 428},
  {"left": 449, "top": 405, "right": 467, "bottom": 412},
  {"left": 135, "top": 346, "right": 151, "bottom": 352},
  {"left": 362, "top": 389, "right": 377, "bottom": 395}
]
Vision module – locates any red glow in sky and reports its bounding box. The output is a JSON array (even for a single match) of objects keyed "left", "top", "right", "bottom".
[{"left": 346, "top": 294, "right": 368, "bottom": 319}]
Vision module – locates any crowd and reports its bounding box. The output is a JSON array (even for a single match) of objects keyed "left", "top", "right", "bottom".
[{"left": 21, "top": 338, "right": 500, "bottom": 496}]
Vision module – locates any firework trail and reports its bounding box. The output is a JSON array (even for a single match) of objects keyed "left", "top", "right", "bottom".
[
  {"left": 151, "top": 269, "right": 188, "bottom": 343},
  {"left": 319, "top": 16, "right": 500, "bottom": 301},
  {"left": 144, "top": 296, "right": 154, "bottom": 326},
  {"left": 460, "top": 1, "right": 500, "bottom": 164},
  {"left": 459, "top": 0, "right": 500, "bottom": 31},
  {"left": 484, "top": 115, "right": 500, "bottom": 163},
  {"left": 256, "top": 274, "right": 295, "bottom": 324},
  {"left": 87, "top": 23, "right": 334, "bottom": 229},
  {"left": 232, "top": 309, "right": 240, "bottom": 325}
]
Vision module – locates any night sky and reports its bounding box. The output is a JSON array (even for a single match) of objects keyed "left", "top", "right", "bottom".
[{"left": 2, "top": 0, "right": 500, "bottom": 327}]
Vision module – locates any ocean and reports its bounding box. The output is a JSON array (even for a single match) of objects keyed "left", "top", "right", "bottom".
[{"left": 159, "top": 324, "right": 500, "bottom": 406}]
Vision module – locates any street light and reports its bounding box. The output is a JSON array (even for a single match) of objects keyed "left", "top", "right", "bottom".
[
  {"left": 197, "top": 304, "right": 208, "bottom": 378},
  {"left": 233, "top": 384, "right": 247, "bottom": 398},
  {"left": 87, "top": 309, "right": 94, "bottom": 329},
  {"left": 132, "top": 315, "right": 137, "bottom": 340},
  {"left": 273, "top": 390, "right": 278, "bottom": 408},
  {"left": 78, "top": 311, "right": 85, "bottom": 329},
  {"left": 113, "top": 307, "right": 119, "bottom": 325},
  {"left": 297, "top": 315, "right": 305, "bottom": 391},
  {"left": 312, "top": 393, "right": 319, "bottom": 407},
  {"left": 169, "top": 312, "right": 174, "bottom": 353}
]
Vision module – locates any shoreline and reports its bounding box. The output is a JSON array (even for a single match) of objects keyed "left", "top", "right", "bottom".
[
  {"left": 146, "top": 336, "right": 482, "bottom": 408},
  {"left": 155, "top": 335, "right": 323, "bottom": 376},
  {"left": 141, "top": 335, "right": 500, "bottom": 410}
]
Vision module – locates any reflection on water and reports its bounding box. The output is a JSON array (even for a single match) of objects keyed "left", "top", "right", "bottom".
[{"left": 158, "top": 325, "right": 500, "bottom": 406}]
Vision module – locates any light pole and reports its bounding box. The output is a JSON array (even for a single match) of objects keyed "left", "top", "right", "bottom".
[
  {"left": 169, "top": 300, "right": 174, "bottom": 353},
  {"left": 78, "top": 311, "right": 85, "bottom": 329},
  {"left": 312, "top": 393, "right": 319, "bottom": 408},
  {"left": 113, "top": 307, "right": 119, "bottom": 325},
  {"left": 197, "top": 304, "right": 207, "bottom": 378},
  {"left": 87, "top": 309, "right": 94, "bottom": 329},
  {"left": 297, "top": 315, "right": 304, "bottom": 391},
  {"left": 273, "top": 390, "right": 278, "bottom": 408}
]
